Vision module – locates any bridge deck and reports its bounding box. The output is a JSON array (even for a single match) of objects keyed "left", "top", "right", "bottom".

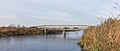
[
  {"left": 35, "top": 25, "right": 89, "bottom": 30},
  {"left": 39, "top": 28, "right": 81, "bottom": 31}
]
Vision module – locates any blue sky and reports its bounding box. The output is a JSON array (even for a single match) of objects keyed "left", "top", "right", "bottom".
[{"left": 0, "top": 0, "right": 119, "bottom": 26}]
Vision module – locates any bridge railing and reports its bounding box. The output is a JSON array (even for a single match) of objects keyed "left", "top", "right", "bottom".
[{"left": 36, "top": 25, "right": 89, "bottom": 29}]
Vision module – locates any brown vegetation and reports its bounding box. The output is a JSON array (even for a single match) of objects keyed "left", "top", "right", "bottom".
[
  {"left": 0, "top": 27, "right": 43, "bottom": 36},
  {"left": 79, "top": 18, "right": 120, "bottom": 51}
]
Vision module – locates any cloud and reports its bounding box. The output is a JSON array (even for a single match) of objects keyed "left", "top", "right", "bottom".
[{"left": 0, "top": 0, "right": 118, "bottom": 26}]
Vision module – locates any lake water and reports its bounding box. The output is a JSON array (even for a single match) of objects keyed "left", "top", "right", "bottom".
[{"left": 0, "top": 31, "right": 83, "bottom": 51}]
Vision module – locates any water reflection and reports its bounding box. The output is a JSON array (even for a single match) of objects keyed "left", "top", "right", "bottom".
[{"left": 0, "top": 31, "right": 83, "bottom": 51}]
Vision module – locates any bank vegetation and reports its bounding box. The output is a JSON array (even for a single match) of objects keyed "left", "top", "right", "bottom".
[
  {"left": 0, "top": 26, "right": 44, "bottom": 36},
  {"left": 79, "top": 17, "right": 120, "bottom": 51}
]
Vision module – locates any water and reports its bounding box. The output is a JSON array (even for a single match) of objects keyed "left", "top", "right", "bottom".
[{"left": 0, "top": 31, "right": 83, "bottom": 51}]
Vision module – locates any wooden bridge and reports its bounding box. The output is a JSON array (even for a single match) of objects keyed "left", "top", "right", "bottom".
[{"left": 33, "top": 25, "right": 90, "bottom": 35}]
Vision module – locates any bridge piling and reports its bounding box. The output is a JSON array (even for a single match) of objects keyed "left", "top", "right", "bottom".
[
  {"left": 44, "top": 29, "right": 47, "bottom": 35},
  {"left": 63, "top": 30, "right": 66, "bottom": 38}
]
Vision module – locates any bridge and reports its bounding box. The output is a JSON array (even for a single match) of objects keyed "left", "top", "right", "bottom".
[
  {"left": 34, "top": 25, "right": 90, "bottom": 34},
  {"left": 36, "top": 25, "right": 89, "bottom": 29},
  {"left": 33, "top": 25, "right": 90, "bottom": 37}
]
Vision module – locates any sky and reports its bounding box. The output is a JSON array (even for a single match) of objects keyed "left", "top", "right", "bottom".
[{"left": 0, "top": 0, "right": 119, "bottom": 26}]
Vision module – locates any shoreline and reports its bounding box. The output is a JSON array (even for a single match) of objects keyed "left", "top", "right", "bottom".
[{"left": 0, "top": 27, "right": 63, "bottom": 37}]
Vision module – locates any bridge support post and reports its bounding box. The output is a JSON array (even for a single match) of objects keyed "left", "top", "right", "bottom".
[
  {"left": 44, "top": 29, "right": 47, "bottom": 36},
  {"left": 63, "top": 30, "right": 66, "bottom": 38}
]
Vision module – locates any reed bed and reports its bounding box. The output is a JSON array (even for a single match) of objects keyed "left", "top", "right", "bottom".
[
  {"left": 79, "top": 18, "right": 120, "bottom": 51},
  {"left": 0, "top": 27, "right": 43, "bottom": 36}
]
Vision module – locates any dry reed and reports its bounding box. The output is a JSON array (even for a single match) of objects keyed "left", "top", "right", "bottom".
[{"left": 79, "top": 18, "right": 120, "bottom": 51}]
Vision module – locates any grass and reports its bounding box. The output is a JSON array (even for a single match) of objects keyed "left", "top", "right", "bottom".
[{"left": 79, "top": 18, "right": 120, "bottom": 51}]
